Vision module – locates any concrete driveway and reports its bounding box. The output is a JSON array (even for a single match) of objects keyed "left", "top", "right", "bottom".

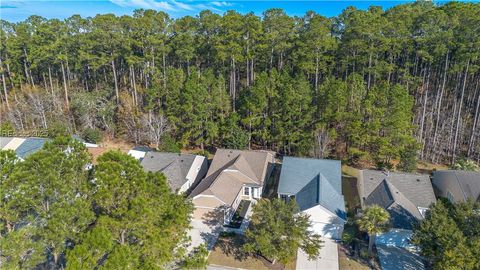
[
  {"left": 187, "top": 218, "right": 223, "bottom": 252},
  {"left": 296, "top": 238, "right": 339, "bottom": 270}
]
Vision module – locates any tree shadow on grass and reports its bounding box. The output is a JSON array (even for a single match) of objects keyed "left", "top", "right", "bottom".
[{"left": 215, "top": 234, "right": 249, "bottom": 261}]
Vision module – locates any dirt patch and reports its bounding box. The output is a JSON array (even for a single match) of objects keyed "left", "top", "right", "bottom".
[
  {"left": 87, "top": 137, "right": 132, "bottom": 163},
  {"left": 99, "top": 137, "right": 133, "bottom": 152},
  {"left": 416, "top": 161, "right": 449, "bottom": 174}
]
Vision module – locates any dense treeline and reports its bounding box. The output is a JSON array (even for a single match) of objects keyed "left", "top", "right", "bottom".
[{"left": 1, "top": 2, "right": 479, "bottom": 168}]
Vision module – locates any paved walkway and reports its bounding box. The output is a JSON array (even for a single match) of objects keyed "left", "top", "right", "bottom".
[
  {"left": 207, "top": 265, "right": 247, "bottom": 270},
  {"left": 296, "top": 238, "right": 339, "bottom": 270}
]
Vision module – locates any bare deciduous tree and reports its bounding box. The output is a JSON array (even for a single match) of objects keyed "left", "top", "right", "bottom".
[{"left": 141, "top": 111, "right": 171, "bottom": 149}]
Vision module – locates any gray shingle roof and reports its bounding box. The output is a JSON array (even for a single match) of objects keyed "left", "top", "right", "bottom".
[
  {"left": 14, "top": 138, "right": 48, "bottom": 159},
  {"left": 360, "top": 170, "right": 435, "bottom": 208},
  {"left": 365, "top": 180, "right": 422, "bottom": 229},
  {"left": 360, "top": 170, "right": 436, "bottom": 230},
  {"left": 278, "top": 157, "right": 346, "bottom": 220},
  {"left": 188, "top": 149, "right": 274, "bottom": 206},
  {"left": 0, "top": 137, "right": 13, "bottom": 149},
  {"left": 140, "top": 152, "right": 197, "bottom": 191},
  {"left": 433, "top": 170, "right": 480, "bottom": 201}
]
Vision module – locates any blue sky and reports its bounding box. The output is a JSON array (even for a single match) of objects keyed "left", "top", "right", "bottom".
[{"left": 0, "top": 0, "right": 477, "bottom": 22}]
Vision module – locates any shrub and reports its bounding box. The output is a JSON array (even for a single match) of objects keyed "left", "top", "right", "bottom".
[
  {"left": 451, "top": 159, "right": 479, "bottom": 172},
  {"left": 47, "top": 122, "right": 70, "bottom": 137},
  {"left": 158, "top": 134, "right": 181, "bottom": 153},
  {"left": 359, "top": 247, "right": 369, "bottom": 259},
  {"left": 0, "top": 122, "right": 14, "bottom": 136},
  {"left": 82, "top": 128, "right": 103, "bottom": 144},
  {"left": 181, "top": 244, "right": 208, "bottom": 269},
  {"left": 342, "top": 226, "right": 355, "bottom": 245},
  {"left": 219, "top": 231, "right": 236, "bottom": 238}
]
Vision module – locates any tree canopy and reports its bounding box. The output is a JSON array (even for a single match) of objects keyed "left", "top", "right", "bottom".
[
  {"left": 356, "top": 205, "right": 390, "bottom": 256},
  {"left": 243, "top": 199, "right": 322, "bottom": 264},
  {"left": 412, "top": 199, "right": 480, "bottom": 269},
  {"left": 0, "top": 138, "right": 194, "bottom": 269}
]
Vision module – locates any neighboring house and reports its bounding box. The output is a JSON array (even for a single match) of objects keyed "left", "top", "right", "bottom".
[
  {"left": 72, "top": 135, "right": 99, "bottom": 148},
  {"left": 358, "top": 170, "right": 436, "bottom": 270},
  {"left": 127, "top": 146, "right": 152, "bottom": 161},
  {"left": 140, "top": 152, "right": 208, "bottom": 194},
  {"left": 358, "top": 170, "right": 435, "bottom": 230},
  {"left": 1, "top": 136, "right": 99, "bottom": 161},
  {"left": 1, "top": 137, "right": 48, "bottom": 160},
  {"left": 277, "top": 157, "right": 346, "bottom": 240},
  {"left": 432, "top": 170, "right": 480, "bottom": 203},
  {"left": 189, "top": 149, "right": 274, "bottom": 224}
]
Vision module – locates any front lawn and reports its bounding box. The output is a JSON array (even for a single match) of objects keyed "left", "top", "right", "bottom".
[
  {"left": 339, "top": 252, "right": 371, "bottom": 270},
  {"left": 208, "top": 234, "right": 296, "bottom": 270}
]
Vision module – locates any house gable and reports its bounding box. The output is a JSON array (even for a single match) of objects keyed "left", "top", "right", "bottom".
[{"left": 278, "top": 157, "right": 346, "bottom": 221}]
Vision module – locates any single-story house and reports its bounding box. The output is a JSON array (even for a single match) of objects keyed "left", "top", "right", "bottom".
[
  {"left": 140, "top": 151, "right": 208, "bottom": 194},
  {"left": 358, "top": 170, "right": 435, "bottom": 230},
  {"left": 1, "top": 137, "right": 47, "bottom": 160},
  {"left": 432, "top": 170, "right": 480, "bottom": 203},
  {"left": 277, "top": 157, "right": 346, "bottom": 240},
  {"left": 189, "top": 149, "right": 274, "bottom": 224},
  {"left": 1, "top": 136, "right": 98, "bottom": 161},
  {"left": 127, "top": 146, "right": 152, "bottom": 161},
  {"left": 71, "top": 135, "right": 99, "bottom": 148},
  {"left": 358, "top": 170, "right": 435, "bottom": 270}
]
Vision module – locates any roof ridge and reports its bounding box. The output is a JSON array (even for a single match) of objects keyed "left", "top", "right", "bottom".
[
  {"left": 159, "top": 159, "right": 178, "bottom": 171},
  {"left": 284, "top": 156, "right": 340, "bottom": 162},
  {"left": 229, "top": 153, "right": 259, "bottom": 183},
  {"left": 318, "top": 173, "right": 346, "bottom": 220},
  {"left": 385, "top": 180, "right": 423, "bottom": 219},
  {"left": 319, "top": 173, "right": 342, "bottom": 203},
  {"left": 191, "top": 155, "right": 240, "bottom": 197},
  {"left": 365, "top": 179, "right": 395, "bottom": 208}
]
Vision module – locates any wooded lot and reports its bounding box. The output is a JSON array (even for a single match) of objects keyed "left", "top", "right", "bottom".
[{"left": 1, "top": 1, "right": 479, "bottom": 168}]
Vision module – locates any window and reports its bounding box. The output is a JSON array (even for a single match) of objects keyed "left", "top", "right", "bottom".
[
  {"left": 447, "top": 191, "right": 455, "bottom": 203},
  {"left": 252, "top": 187, "right": 260, "bottom": 198},
  {"left": 418, "top": 207, "right": 428, "bottom": 218},
  {"left": 244, "top": 186, "right": 250, "bottom": 196},
  {"left": 280, "top": 194, "right": 294, "bottom": 202}
]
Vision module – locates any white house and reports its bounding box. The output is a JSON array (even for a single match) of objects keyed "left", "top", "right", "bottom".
[{"left": 277, "top": 157, "right": 346, "bottom": 239}]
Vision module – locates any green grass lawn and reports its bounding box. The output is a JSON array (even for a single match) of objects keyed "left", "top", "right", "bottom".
[{"left": 208, "top": 234, "right": 296, "bottom": 270}]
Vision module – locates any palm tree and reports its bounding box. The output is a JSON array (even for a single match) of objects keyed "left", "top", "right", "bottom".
[{"left": 356, "top": 205, "right": 390, "bottom": 256}]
